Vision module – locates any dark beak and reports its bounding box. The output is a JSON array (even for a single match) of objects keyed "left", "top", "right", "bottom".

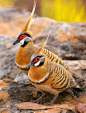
[
  {"left": 13, "top": 39, "right": 19, "bottom": 45},
  {"left": 27, "top": 62, "right": 32, "bottom": 69}
]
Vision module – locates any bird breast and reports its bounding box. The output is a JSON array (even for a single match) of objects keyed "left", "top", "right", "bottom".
[
  {"left": 28, "top": 66, "right": 49, "bottom": 83},
  {"left": 15, "top": 43, "right": 38, "bottom": 69},
  {"left": 31, "top": 82, "right": 59, "bottom": 96}
]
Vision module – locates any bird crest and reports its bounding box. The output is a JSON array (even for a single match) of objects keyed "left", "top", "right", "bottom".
[
  {"left": 21, "top": 1, "right": 36, "bottom": 38},
  {"left": 36, "top": 34, "right": 50, "bottom": 54}
]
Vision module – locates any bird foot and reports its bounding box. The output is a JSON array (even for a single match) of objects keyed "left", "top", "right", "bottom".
[
  {"left": 48, "top": 95, "right": 58, "bottom": 105},
  {"left": 33, "top": 92, "right": 46, "bottom": 104}
]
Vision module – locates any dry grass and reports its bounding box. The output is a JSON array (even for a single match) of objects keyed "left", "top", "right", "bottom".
[{"left": 0, "top": 0, "right": 15, "bottom": 7}]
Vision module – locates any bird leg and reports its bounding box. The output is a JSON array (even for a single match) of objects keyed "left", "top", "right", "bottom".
[
  {"left": 66, "top": 89, "right": 79, "bottom": 101},
  {"left": 49, "top": 95, "right": 58, "bottom": 105},
  {"left": 66, "top": 89, "right": 75, "bottom": 97},
  {"left": 33, "top": 92, "right": 46, "bottom": 103}
]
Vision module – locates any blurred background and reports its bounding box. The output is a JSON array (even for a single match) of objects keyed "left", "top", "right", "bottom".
[{"left": 0, "top": 0, "right": 86, "bottom": 22}]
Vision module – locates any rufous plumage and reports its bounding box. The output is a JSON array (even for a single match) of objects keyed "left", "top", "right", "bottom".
[
  {"left": 13, "top": 2, "right": 68, "bottom": 74},
  {"left": 27, "top": 36, "right": 81, "bottom": 104}
]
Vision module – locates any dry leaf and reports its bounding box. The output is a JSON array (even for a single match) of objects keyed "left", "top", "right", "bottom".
[
  {"left": 0, "top": 80, "right": 8, "bottom": 89},
  {"left": 1, "top": 110, "right": 11, "bottom": 113},
  {"left": 3, "top": 78, "right": 15, "bottom": 83},
  {"left": 75, "top": 103, "right": 86, "bottom": 113},
  {"left": 34, "top": 108, "right": 62, "bottom": 113},
  {"left": 0, "top": 91, "right": 9, "bottom": 100},
  {"left": 16, "top": 102, "right": 72, "bottom": 110}
]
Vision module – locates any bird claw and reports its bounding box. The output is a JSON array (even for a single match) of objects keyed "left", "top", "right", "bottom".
[{"left": 31, "top": 92, "right": 46, "bottom": 104}]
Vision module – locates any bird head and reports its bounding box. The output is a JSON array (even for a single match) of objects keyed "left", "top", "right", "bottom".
[
  {"left": 28, "top": 54, "right": 45, "bottom": 68},
  {"left": 13, "top": 1, "right": 36, "bottom": 47},
  {"left": 27, "top": 34, "right": 49, "bottom": 68}
]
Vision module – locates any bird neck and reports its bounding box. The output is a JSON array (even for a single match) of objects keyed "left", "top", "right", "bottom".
[
  {"left": 29, "top": 66, "right": 49, "bottom": 84},
  {"left": 21, "top": 41, "right": 34, "bottom": 48},
  {"left": 29, "top": 57, "right": 50, "bottom": 84},
  {"left": 15, "top": 41, "right": 38, "bottom": 67}
]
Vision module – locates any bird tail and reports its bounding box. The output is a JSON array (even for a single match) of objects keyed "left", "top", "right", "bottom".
[{"left": 73, "top": 85, "right": 83, "bottom": 92}]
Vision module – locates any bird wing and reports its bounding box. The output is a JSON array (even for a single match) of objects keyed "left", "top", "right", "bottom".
[
  {"left": 42, "top": 48, "right": 68, "bottom": 69},
  {"left": 51, "top": 63, "right": 74, "bottom": 91}
]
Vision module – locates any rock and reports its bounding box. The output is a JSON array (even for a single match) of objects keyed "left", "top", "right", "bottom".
[
  {"left": 0, "top": 35, "right": 21, "bottom": 80},
  {"left": 71, "top": 23, "right": 86, "bottom": 43},
  {"left": 0, "top": 33, "right": 86, "bottom": 113},
  {"left": 0, "top": 17, "right": 56, "bottom": 37},
  {"left": 63, "top": 53, "right": 79, "bottom": 60},
  {"left": 6, "top": 43, "right": 13, "bottom": 49},
  {"left": 34, "top": 22, "right": 86, "bottom": 60},
  {"left": 14, "top": 73, "right": 29, "bottom": 83},
  {"left": 0, "top": 7, "right": 86, "bottom": 113},
  {"left": 30, "top": 17, "right": 56, "bottom": 36},
  {"left": 0, "top": 7, "right": 31, "bottom": 22},
  {"left": 0, "top": 7, "right": 56, "bottom": 37}
]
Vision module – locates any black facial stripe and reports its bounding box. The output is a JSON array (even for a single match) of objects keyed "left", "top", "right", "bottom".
[
  {"left": 21, "top": 41, "right": 28, "bottom": 47},
  {"left": 23, "top": 33, "right": 31, "bottom": 37},
  {"left": 34, "top": 57, "right": 45, "bottom": 67},
  {"left": 38, "top": 57, "right": 45, "bottom": 67}
]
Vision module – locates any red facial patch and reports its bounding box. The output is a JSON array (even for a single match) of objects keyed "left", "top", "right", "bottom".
[
  {"left": 18, "top": 35, "right": 27, "bottom": 40},
  {"left": 32, "top": 57, "right": 41, "bottom": 63}
]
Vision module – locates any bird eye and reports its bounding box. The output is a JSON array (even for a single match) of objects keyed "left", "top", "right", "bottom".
[
  {"left": 37, "top": 57, "right": 41, "bottom": 61},
  {"left": 22, "top": 35, "right": 24, "bottom": 38},
  {"left": 37, "top": 57, "right": 39, "bottom": 60},
  {"left": 18, "top": 34, "right": 27, "bottom": 40}
]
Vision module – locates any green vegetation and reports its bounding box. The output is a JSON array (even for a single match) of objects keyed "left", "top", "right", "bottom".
[
  {"left": 0, "top": 0, "right": 86, "bottom": 22},
  {"left": 41, "top": 0, "right": 86, "bottom": 22},
  {"left": 0, "top": 0, "right": 15, "bottom": 7}
]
